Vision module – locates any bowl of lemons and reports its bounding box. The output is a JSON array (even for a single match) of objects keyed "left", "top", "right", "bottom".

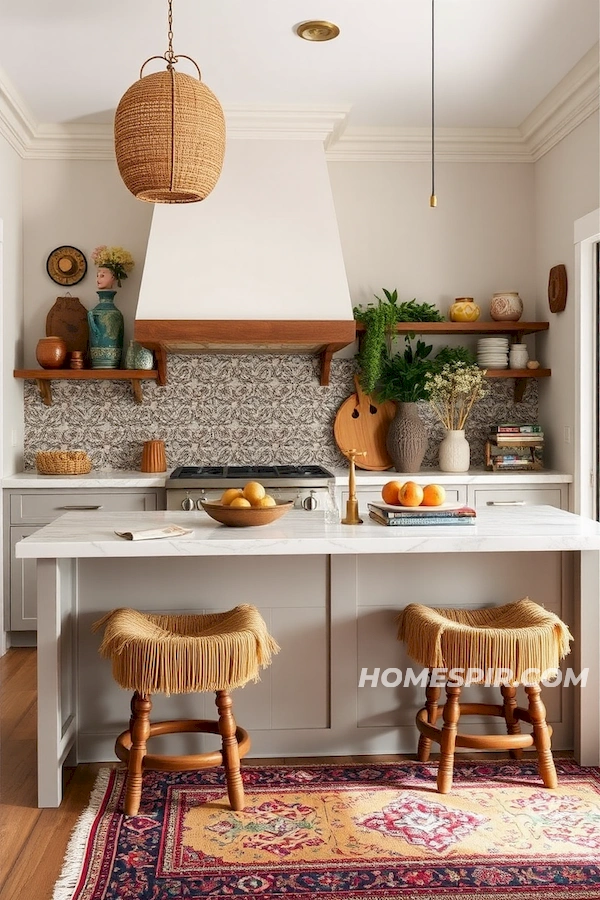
[{"left": 200, "top": 481, "right": 294, "bottom": 527}]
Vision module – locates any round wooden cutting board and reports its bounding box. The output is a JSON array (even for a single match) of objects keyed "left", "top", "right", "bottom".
[{"left": 334, "top": 376, "right": 396, "bottom": 470}]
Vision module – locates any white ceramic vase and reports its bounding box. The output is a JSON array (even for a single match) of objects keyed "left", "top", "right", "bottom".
[
  {"left": 490, "top": 292, "right": 523, "bottom": 322},
  {"left": 438, "top": 429, "right": 470, "bottom": 473}
]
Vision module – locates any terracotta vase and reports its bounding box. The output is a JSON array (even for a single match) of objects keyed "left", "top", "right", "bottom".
[
  {"left": 36, "top": 336, "right": 67, "bottom": 369},
  {"left": 386, "top": 402, "right": 428, "bottom": 473}
]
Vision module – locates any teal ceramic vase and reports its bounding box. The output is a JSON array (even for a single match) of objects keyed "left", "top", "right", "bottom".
[{"left": 88, "top": 290, "right": 124, "bottom": 369}]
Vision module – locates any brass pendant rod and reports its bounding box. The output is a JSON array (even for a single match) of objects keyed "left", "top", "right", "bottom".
[{"left": 430, "top": 0, "right": 437, "bottom": 208}]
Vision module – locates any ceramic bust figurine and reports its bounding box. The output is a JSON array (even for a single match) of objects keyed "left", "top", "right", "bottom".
[{"left": 96, "top": 266, "right": 117, "bottom": 290}]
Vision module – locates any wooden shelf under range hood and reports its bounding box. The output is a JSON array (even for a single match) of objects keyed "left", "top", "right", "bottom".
[{"left": 134, "top": 319, "right": 358, "bottom": 386}]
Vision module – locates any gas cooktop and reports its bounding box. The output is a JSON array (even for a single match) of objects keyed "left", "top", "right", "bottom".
[{"left": 167, "top": 465, "right": 333, "bottom": 485}]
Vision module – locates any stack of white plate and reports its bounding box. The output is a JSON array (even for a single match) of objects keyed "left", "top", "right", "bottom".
[{"left": 477, "top": 337, "right": 509, "bottom": 369}]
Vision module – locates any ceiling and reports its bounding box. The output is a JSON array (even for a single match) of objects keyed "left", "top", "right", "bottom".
[{"left": 0, "top": 0, "right": 598, "bottom": 133}]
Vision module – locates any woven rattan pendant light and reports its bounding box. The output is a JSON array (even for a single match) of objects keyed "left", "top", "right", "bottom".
[{"left": 114, "top": 0, "right": 225, "bottom": 203}]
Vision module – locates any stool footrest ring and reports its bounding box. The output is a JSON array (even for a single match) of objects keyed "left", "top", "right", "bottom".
[
  {"left": 416, "top": 705, "right": 552, "bottom": 752},
  {"left": 115, "top": 719, "right": 251, "bottom": 771}
]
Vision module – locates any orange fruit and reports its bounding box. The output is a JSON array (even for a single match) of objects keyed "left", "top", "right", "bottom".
[
  {"left": 230, "top": 497, "right": 252, "bottom": 508},
  {"left": 243, "top": 481, "right": 266, "bottom": 505},
  {"left": 398, "top": 481, "right": 424, "bottom": 507},
  {"left": 421, "top": 484, "right": 446, "bottom": 506},
  {"left": 381, "top": 480, "right": 405, "bottom": 505},
  {"left": 258, "top": 495, "right": 276, "bottom": 507},
  {"left": 221, "top": 488, "right": 244, "bottom": 505}
]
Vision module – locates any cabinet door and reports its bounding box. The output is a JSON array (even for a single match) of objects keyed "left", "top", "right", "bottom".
[
  {"left": 468, "top": 486, "right": 566, "bottom": 510},
  {"left": 7, "top": 489, "right": 162, "bottom": 632},
  {"left": 10, "top": 526, "right": 40, "bottom": 631}
]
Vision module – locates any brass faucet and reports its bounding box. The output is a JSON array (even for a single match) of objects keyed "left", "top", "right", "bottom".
[{"left": 341, "top": 449, "right": 367, "bottom": 525}]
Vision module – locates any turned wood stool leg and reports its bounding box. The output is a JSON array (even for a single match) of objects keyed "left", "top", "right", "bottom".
[
  {"left": 500, "top": 684, "right": 523, "bottom": 760},
  {"left": 124, "top": 692, "right": 151, "bottom": 816},
  {"left": 417, "top": 675, "right": 441, "bottom": 763},
  {"left": 216, "top": 690, "right": 245, "bottom": 811},
  {"left": 437, "top": 685, "right": 461, "bottom": 794},
  {"left": 525, "top": 684, "right": 557, "bottom": 789}
]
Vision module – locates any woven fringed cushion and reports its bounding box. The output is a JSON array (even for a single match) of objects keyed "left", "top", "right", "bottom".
[
  {"left": 93, "top": 604, "right": 279, "bottom": 696},
  {"left": 397, "top": 597, "right": 573, "bottom": 684}
]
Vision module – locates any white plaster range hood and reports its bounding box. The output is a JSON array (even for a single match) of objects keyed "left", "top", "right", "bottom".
[{"left": 134, "top": 139, "right": 356, "bottom": 385}]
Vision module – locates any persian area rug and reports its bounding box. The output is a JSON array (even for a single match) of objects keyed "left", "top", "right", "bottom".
[{"left": 53, "top": 760, "right": 600, "bottom": 900}]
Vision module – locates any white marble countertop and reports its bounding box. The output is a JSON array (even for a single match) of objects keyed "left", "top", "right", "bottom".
[
  {"left": 1, "top": 470, "right": 167, "bottom": 488},
  {"left": 2, "top": 467, "right": 573, "bottom": 489},
  {"left": 15, "top": 505, "right": 600, "bottom": 559}
]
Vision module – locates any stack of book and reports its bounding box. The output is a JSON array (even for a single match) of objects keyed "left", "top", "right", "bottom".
[
  {"left": 367, "top": 502, "right": 477, "bottom": 526},
  {"left": 486, "top": 423, "right": 544, "bottom": 471}
]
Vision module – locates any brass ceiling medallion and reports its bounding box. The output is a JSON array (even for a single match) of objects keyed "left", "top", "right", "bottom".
[
  {"left": 114, "top": 0, "right": 225, "bottom": 204},
  {"left": 296, "top": 21, "right": 340, "bottom": 42},
  {"left": 46, "top": 246, "right": 87, "bottom": 286}
]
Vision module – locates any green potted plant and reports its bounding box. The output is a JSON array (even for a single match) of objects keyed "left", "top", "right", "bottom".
[
  {"left": 375, "top": 336, "right": 435, "bottom": 472},
  {"left": 353, "top": 289, "right": 444, "bottom": 394},
  {"left": 374, "top": 341, "right": 477, "bottom": 473}
]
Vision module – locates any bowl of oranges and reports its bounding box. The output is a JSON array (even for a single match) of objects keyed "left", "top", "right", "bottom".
[{"left": 200, "top": 481, "right": 293, "bottom": 527}]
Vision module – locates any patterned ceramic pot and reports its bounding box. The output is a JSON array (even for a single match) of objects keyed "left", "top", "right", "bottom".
[
  {"left": 490, "top": 292, "right": 523, "bottom": 322},
  {"left": 449, "top": 298, "right": 481, "bottom": 322},
  {"left": 36, "top": 336, "right": 67, "bottom": 368},
  {"left": 88, "top": 290, "right": 124, "bottom": 369}
]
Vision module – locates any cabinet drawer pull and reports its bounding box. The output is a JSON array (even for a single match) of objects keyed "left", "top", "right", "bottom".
[
  {"left": 486, "top": 500, "right": 526, "bottom": 506},
  {"left": 57, "top": 505, "right": 103, "bottom": 510}
]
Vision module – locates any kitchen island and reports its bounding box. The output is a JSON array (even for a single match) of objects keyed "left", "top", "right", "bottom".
[{"left": 16, "top": 505, "right": 600, "bottom": 807}]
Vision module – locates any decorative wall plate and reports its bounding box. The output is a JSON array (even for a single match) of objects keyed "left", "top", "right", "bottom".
[
  {"left": 46, "top": 246, "right": 87, "bottom": 286},
  {"left": 548, "top": 264, "right": 567, "bottom": 313}
]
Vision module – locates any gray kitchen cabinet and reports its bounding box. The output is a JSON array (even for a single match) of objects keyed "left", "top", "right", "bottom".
[
  {"left": 467, "top": 484, "right": 567, "bottom": 510},
  {"left": 4, "top": 488, "right": 165, "bottom": 635}
]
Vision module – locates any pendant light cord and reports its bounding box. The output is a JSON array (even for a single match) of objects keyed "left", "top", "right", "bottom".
[{"left": 430, "top": 0, "right": 437, "bottom": 208}]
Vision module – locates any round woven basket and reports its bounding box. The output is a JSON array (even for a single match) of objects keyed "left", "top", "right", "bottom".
[
  {"left": 36, "top": 450, "right": 92, "bottom": 476},
  {"left": 114, "top": 69, "right": 226, "bottom": 203}
]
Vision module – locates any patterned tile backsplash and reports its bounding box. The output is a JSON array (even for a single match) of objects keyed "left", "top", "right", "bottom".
[{"left": 23, "top": 354, "right": 538, "bottom": 471}]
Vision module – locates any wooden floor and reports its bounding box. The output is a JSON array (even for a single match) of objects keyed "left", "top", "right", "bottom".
[{"left": 0, "top": 647, "right": 555, "bottom": 900}]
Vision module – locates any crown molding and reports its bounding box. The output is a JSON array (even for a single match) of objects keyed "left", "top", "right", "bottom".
[
  {"left": 325, "top": 127, "right": 532, "bottom": 163},
  {"left": 1, "top": 47, "right": 597, "bottom": 162},
  {"left": 520, "top": 43, "right": 599, "bottom": 162}
]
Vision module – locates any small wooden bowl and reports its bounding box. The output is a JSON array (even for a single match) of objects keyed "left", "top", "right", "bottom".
[{"left": 200, "top": 501, "right": 293, "bottom": 527}]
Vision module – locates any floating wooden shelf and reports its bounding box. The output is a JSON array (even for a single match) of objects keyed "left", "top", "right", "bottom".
[
  {"left": 13, "top": 368, "right": 165, "bottom": 406},
  {"left": 355, "top": 320, "right": 551, "bottom": 401}
]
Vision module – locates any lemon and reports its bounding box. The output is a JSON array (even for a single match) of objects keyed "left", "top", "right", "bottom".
[
  {"left": 258, "top": 495, "right": 276, "bottom": 507},
  {"left": 230, "top": 497, "right": 251, "bottom": 508},
  {"left": 243, "top": 481, "right": 266, "bottom": 505},
  {"left": 221, "top": 488, "right": 243, "bottom": 506}
]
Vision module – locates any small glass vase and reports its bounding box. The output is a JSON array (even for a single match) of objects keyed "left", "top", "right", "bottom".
[{"left": 438, "top": 429, "right": 470, "bottom": 473}]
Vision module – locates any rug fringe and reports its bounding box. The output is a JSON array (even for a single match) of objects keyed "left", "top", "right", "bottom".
[{"left": 51, "top": 768, "right": 113, "bottom": 900}]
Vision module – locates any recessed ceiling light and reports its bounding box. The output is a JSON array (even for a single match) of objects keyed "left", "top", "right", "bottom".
[{"left": 296, "top": 21, "right": 340, "bottom": 42}]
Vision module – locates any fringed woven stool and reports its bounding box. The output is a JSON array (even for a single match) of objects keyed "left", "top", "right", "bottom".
[
  {"left": 397, "top": 597, "right": 573, "bottom": 794},
  {"left": 93, "top": 604, "right": 279, "bottom": 816}
]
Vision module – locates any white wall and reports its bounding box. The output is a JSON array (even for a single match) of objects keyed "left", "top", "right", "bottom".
[
  {"left": 0, "top": 132, "right": 24, "bottom": 652},
  {"left": 534, "top": 112, "right": 600, "bottom": 473},
  {"left": 328, "top": 159, "right": 536, "bottom": 361},
  {"left": 22, "top": 158, "right": 153, "bottom": 366}
]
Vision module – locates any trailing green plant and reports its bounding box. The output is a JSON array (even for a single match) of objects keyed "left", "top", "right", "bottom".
[
  {"left": 353, "top": 289, "right": 445, "bottom": 393},
  {"left": 375, "top": 336, "right": 436, "bottom": 403}
]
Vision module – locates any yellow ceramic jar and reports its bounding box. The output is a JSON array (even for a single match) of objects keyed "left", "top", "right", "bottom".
[{"left": 448, "top": 297, "right": 481, "bottom": 322}]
